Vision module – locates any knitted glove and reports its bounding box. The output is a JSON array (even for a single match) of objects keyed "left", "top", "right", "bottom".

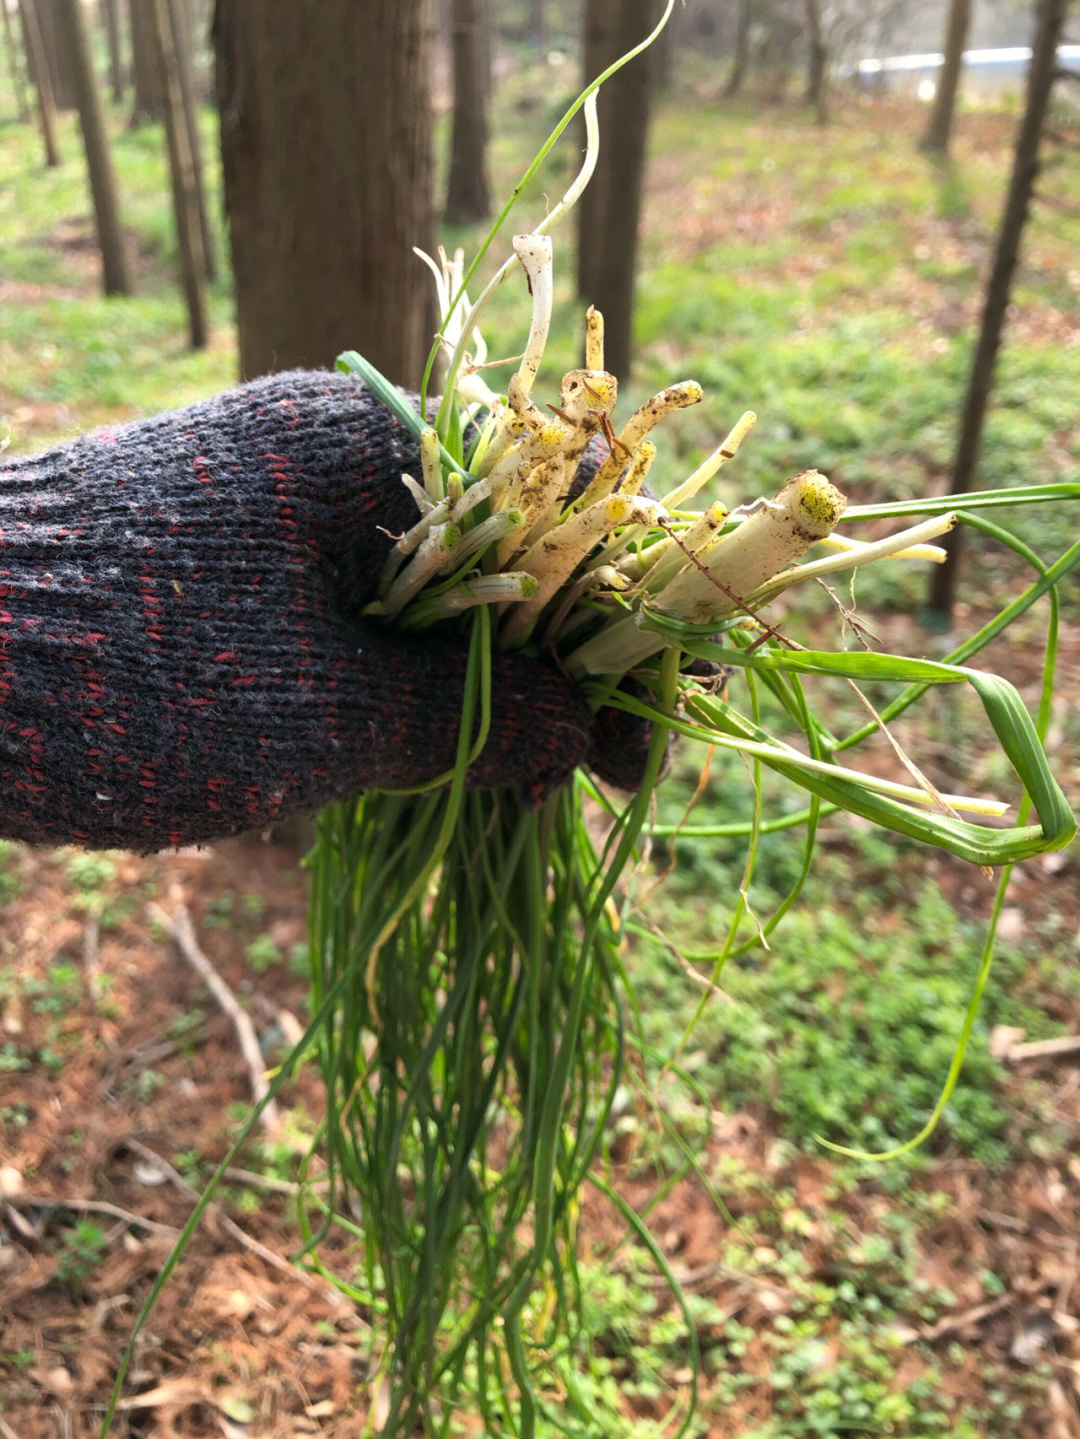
[{"left": 0, "top": 370, "right": 634, "bottom": 852}]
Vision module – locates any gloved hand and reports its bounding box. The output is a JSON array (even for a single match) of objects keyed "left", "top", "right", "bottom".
[{"left": 0, "top": 370, "right": 646, "bottom": 852}]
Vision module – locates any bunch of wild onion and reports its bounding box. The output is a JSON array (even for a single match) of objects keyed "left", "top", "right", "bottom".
[{"left": 299, "top": 216, "right": 1076, "bottom": 1437}]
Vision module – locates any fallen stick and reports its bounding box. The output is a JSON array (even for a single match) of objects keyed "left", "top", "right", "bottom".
[
  {"left": 123, "top": 1138, "right": 352, "bottom": 1313},
  {"left": 149, "top": 888, "right": 280, "bottom": 1131},
  {"left": 1004, "top": 1034, "right": 1080, "bottom": 1063},
  {"left": 6, "top": 1194, "right": 179, "bottom": 1238},
  {"left": 915, "top": 1290, "right": 1019, "bottom": 1343}
]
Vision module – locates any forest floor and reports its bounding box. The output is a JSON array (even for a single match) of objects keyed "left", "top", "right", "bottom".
[
  {"left": 3, "top": 62, "right": 1080, "bottom": 1439},
  {"left": 3, "top": 768, "right": 1080, "bottom": 1439}
]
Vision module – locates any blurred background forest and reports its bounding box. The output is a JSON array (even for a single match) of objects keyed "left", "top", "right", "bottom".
[{"left": 2, "top": 1, "right": 1080, "bottom": 1435}]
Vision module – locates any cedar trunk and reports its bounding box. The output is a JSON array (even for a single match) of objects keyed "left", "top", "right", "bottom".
[
  {"left": 444, "top": 0, "right": 491, "bottom": 224},
  {"left": 214, "top": 0, "right": 435, "bottom": 386},
  {"left": 576, "top": 0, "right": 657, "bottom": 383},
  {"left": 928, "top": 0, "right": 1068, "bottom": 616},
  {"left": 56, "top": 0, "right": 133, "bottom": 293},
  {"left": 920, "top": 0, "right": 972, "bottom": 155}
]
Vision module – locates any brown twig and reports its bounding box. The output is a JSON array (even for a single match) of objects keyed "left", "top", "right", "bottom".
[
  {"left": 149, "top": 887, "right": 280, "bottom": 1131},
  {"left": 122, "top": 1138, "right": 352, "bottom": 1313},
  {"left": 1004, "top": 1034, "right": 1080, "bottom": 1064},
  {"left": 5, "top": 1195, "right": 179, "bottom": 1238},
  {"left": 915, "top": 1290, "right": 1020, "bottom": 1343},
  {"left": 223, "top": 1165, "right": 332, "bottom": 1196}
]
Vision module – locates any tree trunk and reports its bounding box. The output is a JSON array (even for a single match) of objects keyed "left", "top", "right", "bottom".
[
  {"left": 129, "top": 0, "right": 164, "bottom": 122},
  {"left": 920, "top": 0, "right": 971, "bottom": 155},
  {"left": 57, "top": 0, "right": 133, "bottom": 293},
  {"left": 149, "top": 0, "right": 207, "bottom": 344},
  {"left": 927, "top": 0, "right": 1067, "bottom": 618},
  {"left": 169, "top": 0, "right": 215, "bottom": 279},
  {"left": 803, "top": 0, "right": 827, "bottom": 123},
  {"left": 19, "top": 0, "right": 62, "bottom": 164},
  {"left": 444, "top": 0, "right": 490, "bottom": 224},
  {"left": 215, "top": 0, "right": 435, "bottom": 386},
  {"left": 722, "top": 0, "right": 751, "bottom": 98},
  {"left": 576, "top": 0, "right": 658, "bottom": 383},
  {"left": 102, "top": 0, "right": 124, "bottom": 105},
  {"left": 527, "top": 0, "right": 545, "bottom": 45},
  {"left": 2, "top": 0, "right": 33, "bottom": 122},
  {"left": 31, "top": 0, "right": 75, "bottom": 108}
]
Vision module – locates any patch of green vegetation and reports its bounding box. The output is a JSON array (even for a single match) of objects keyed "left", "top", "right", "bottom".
[
  {"left": 203, "top": 889, "right": 236, "bottom": 928},
  {"left": 26, "top": 961, "right": 82, "bottom": 1018},
  {"left": 0, "top": 1041, "right": 30, "bottom": 1072},
  {"left": 245, "top": 934, "right": 283, "bottom": 973},
  {"left": 629, "top": 764, "right": 1071, "bottom": 1168},
  {"left": 166, "top": 1008, "right": 205, "bottom": 1057},
  {"left": 0, "top": 103, "right": 234, "bottom": 438},
  {"left": 1, "top": 1102, "right": 31, "bottom": 1132},
  {"left": 52, "top": 1219, "right": 108, "bottom": 1295},
  {"left": 65, "top": 852, "right": 117, "bottom": 895},
  {"left": 0, "top": 840, "right": 23, "bottom": 902},
  {"left": 0, "top": 1348, "right": 36, "bottom": 1370}
]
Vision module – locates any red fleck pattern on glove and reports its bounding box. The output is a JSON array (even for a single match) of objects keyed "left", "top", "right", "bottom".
[{"left": 0, "top": 371, "right": 594, "bottom": 851}]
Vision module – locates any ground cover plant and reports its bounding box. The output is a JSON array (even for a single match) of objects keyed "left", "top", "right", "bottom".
[{"left": 2, "top": 41, "right": 1080, "bottom": 1439}]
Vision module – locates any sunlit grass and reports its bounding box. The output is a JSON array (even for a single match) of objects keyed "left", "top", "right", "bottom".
[{"left": 0, "top": 102, "right": 234, "bottom": 436}]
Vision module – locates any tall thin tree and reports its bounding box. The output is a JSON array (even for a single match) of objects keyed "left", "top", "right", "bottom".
[
  {"left": 19, "top": 0, "right": 62, "bottom": 164},
  {"left": 214, "top": 0, "right": 435, "bottom": 385},
  {"left": 928, "top": 0, "right": 1069, "bottom": 617},
  {"left": 445, "top": 0, "right": 491, "bottom": 224},
  {"left": 150, "top": 0, "right": 207, "bottom": 345},
  {"left": 56, "top": 0, "right": 133, "bottom": 293},
  {"left": 31, "top": 0, "right": 75, "bottom": 108},
  {"left": 920, "top": 0, "right": 971, "bottom": 155},
  {"left": 722, "top": 0, "right": 751, "bottom": 99},
  {"left": 2, "top": 0, "right": 32, "bottom": 122},
  {"left": 102, "top": 0, "right": 125, "bottom": 105},
  {"left": 169, "top": 0, "right": 215, "bottom": 279},
  {"left": 576, "top": 0, "right": 659, "bottom": 382},
  {"left": 804, "top": 0, "right": 827, "bottom": 123},
  {"left": 129, "top": 0, "right": 164, "bottom": 122}
]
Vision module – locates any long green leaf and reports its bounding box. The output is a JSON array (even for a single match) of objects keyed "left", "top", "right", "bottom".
[
  {"left": 614, "top": 645, "right": 1075, "bottom": 865},
  {"left": 842, "top": 482, "right": 1080, "bottom": 521},
  {"left": 336, "top": 350, "right": 472, "bottom": 482}
]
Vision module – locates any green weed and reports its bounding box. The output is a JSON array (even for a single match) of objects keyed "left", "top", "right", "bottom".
[
  {"left": 65, "top": 852, "right": 117, "bottom": 895},
  {"left": 245, "top": 934, "right": 283, "bottom": 972},
  {"left": 52, "top": 1219, "right": 108, "bottom": 1295}
]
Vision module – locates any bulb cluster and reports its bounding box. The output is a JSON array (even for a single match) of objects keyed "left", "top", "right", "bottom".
[{"left": 367, "top": 237, "right": 952, "bottom": 679}]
